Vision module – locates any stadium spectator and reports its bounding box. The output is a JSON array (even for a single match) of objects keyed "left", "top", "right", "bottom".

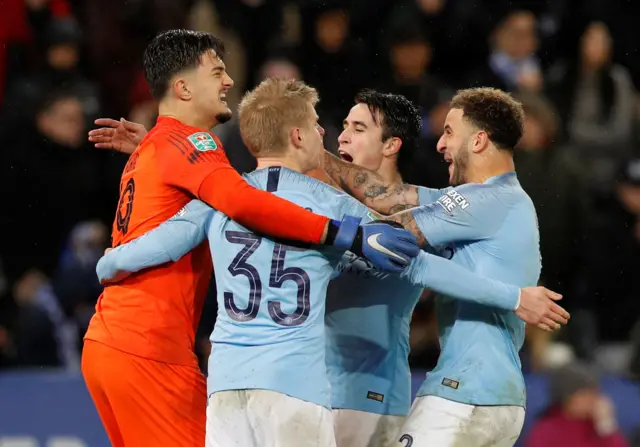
[
  {"left": 0, "top": 0, "right": 71, "bottom": 107},
  {"left": 526, "top": 363, "right": 629, "bottom": 447},
  {"left": 547, "top": 21, "right": 636, "bottom": 150},
  {"left": 13, "top": 269, "right": 78, "bottom": 369},
  {"left": 0, "top": 89, "right": 106, "bottom": 283},
  {"left": 3, "top": 17, "right": 101, "bottom": 127},
  {"left": 468, "top": 9, "right": 543, "bottom": 93},
  {"left": 300, "top": 2, "right": 370, "bottom": 127},
  {"left": 514, "top": 92, "right": 587, "bottom": 311},
  {"left": 53, "top": 221, "right": 108, "bottom": 349},
  {"left": 579, "top": 159, "right": 640, "bottom": 349}
]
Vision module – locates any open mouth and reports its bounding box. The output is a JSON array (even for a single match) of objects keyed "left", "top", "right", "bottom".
[
  {"left": 338, "top": 149, "right": 353, "bottom": 163},
  {"left": 220, "top": 92, "right": 227, "bottom": 107},
  {"left": 444, "top": 156, "right": 453, "bottom": 174}
]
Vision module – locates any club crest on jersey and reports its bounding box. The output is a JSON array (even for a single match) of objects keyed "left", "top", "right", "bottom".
[
  {"left": 188, "top": 132, "right": 218, "bottom": 152},
  {"left": 437, "top": 190, "right": 470, "bottom": 215}
]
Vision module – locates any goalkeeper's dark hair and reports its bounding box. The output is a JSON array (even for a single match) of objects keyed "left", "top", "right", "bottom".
[
  {"left": 354, "top": 89, "right": 422, "bottom": 168},
  {"left": 143, "top": 29, "right": 225, "bottom": 100}
]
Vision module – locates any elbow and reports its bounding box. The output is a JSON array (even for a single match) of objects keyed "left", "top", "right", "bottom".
[{"left": 96, "top": 258, "right": 117, "bottom": 284}]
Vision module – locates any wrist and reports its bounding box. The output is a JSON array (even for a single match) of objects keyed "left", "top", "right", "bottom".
[
  {"left": 514, "top": 288, "right": 522, "bottom": 311},
  {"left": 324, "top": 219, "right": 340, "bottom": 245},
  {"left": 326, "top": 216, "right": 362, "bottom": 253}
]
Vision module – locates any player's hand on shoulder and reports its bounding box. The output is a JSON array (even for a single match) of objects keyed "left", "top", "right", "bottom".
[
  {"left": 516, "top": 286, "right": 570, "bottom": 332},
  {"left": 88, "top": 118, "right": 147, "bottom": 154}
]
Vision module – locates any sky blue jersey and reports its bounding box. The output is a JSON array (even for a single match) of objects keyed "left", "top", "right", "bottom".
[
  {"left": 323, "top": 184, "right": 425, "bottom": 416},
  {"left": 412, "top": 172, "right": 541, "bottom": 408},
  {"left": 96, "top": 169, "right": 525, "bottom": 413},
  {"left": 205, "top": 167, "right": 352, "bottom": 408}
]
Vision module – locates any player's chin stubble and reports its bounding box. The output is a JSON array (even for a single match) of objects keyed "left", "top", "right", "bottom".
[
  {"left": 450, "top": 155, "right": 468, "bottom": 186},
  {"left": 216, "top": 110, "right": 233, "bottom": 124}
]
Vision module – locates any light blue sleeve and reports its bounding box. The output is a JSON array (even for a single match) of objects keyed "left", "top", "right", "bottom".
[
  {"left": 401, "top": 251, "right": 520, "bottom": 310},
  {"left": 412, "top": 183, "right": 507, "bottom": 246},
  {"left": 96, "top": 200, "right": 214, "bottom": 283},
  {"left": 417, "top": 185, "right": 453, "bottom": 206}
]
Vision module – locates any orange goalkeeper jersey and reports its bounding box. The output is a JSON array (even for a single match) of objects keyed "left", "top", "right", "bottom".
[{"left": 85, "top": 116, "right": 329, "bottom": 365}]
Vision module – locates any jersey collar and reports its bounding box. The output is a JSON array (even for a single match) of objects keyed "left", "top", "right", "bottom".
[{"left": 483, "top": 171, "right": 517, "bottom": 185}]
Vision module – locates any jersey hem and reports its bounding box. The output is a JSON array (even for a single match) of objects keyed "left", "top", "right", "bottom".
[
  {"left": 207, "top": 387, "right": 331, "bottom": 410},
  {"left": 415, "top": 391, "right": 526, "bottom": 409}
]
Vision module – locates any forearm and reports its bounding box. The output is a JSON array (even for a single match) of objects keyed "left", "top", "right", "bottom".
[
  {"left": 372, "top": 208, "right": 428, "bottom": 247},
  {"left": 401, "top": 251, "right": 520, "bottom": 311},
  {"left": 97, "top": 242, "right": 173, "bottom": 283},
  {"left": 198, "top": 167, "right": 330, "bottom": 244},
  {"left": 97, "top": 215, "right": 206, "bottom": 282},
  {"left": 323, "top": 151, "right": 420, "bottom": 214}
]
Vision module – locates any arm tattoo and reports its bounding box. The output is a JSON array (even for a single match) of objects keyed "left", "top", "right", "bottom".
[
  {"left": 364, "top": 184, "right": 389, "bottom": 199},
  {"left": 338, "top": 179, "right": 356, "bottom": 198},
  {"left": 354, "top": 172, "right": 368, "bottom": 188},
  {"left": 369, "top": 209, "right": 428, "bottom": 247},
  {"left": 388, "top": 210, "right": 428, "bottom": 247},
  {"left": 323, "top": 151, "right": 420, "bottom": 215},
  {"left": 388, "top": 204, "right": 413, "bottom": 214}
]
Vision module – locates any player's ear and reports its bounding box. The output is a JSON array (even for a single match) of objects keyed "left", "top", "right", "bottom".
[
  {"left": 471, "top": 130, "right": 489, "bottom": 153},
  {"left": 290, "top": 127, "right": 304, "bottom": 149},
  {"left": 382, "top": 137, "right": 402, "bottom": 157},
  {"left": 173, "top": 78, "right": 192, "bottom": 101}
]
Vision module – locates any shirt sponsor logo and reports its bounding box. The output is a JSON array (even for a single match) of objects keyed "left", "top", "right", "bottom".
[{"left": 436, "top": 190, "right": 470, "bottom": 215}]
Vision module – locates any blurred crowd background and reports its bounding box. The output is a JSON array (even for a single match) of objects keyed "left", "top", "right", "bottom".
[{"left": 1, "top": 0, "right": 640, "bottom": 444}]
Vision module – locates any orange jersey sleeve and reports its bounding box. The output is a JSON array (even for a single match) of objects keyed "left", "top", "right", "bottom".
[{"left": 154, "top": 121, "right": 330, "bottom": 244}]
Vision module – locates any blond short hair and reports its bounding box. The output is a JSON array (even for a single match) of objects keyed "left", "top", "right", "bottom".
[{"left": 238, "top": 78, "right": 319, "bottom": 157}]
